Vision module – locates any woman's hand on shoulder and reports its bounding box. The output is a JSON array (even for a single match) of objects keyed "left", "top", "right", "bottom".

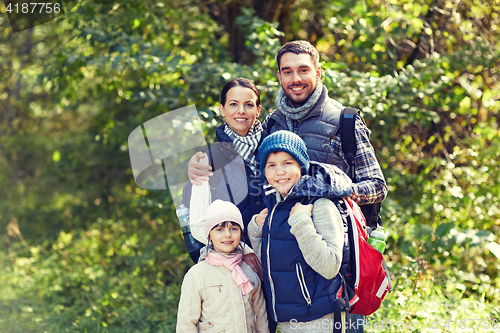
[
  {"left": 290, "top": 202, "right": 313, "bottom": 217},
  {"left": 188, "top": 152, "right": 213, "bottom": 185}
]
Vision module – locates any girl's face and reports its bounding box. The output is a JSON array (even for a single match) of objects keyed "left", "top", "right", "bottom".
[
  {"left": 220, "top": 86, "right": 262, "bottom": 136},
  {"left": 208, "top": 221, "right": 242, "bottom": 254},
  {"left": 265, "top": 151, "right": 302, "bottom": 197}
]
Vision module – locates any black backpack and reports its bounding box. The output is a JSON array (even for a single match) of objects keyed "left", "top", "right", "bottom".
[{"left": 340, "top": 107, "right": 383, "bottom": 230}]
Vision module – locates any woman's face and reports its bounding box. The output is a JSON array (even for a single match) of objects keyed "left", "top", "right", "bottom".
[{"left": 220, "top": 86, "right": 262, "bottom": 136}]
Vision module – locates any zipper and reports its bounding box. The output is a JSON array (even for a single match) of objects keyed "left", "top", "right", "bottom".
[
  {"left": 295, "top": 263, "right": 312, "bottom": 306},
  {"left": 266, "top": 202, "right": 280, "bottom": 322}
]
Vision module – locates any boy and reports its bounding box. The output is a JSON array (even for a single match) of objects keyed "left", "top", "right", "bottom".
[{"left": 248, "top": 130, "right": 350, "bottom": 333}]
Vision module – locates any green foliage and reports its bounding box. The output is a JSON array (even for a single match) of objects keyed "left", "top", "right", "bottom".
[
  {"left": 371, "top": 257, "right": 500, "bottom": 332},
  {"left": 0, "top": 201, "right": 188, "bottom": 332},
  {"left": 1, "top": 0, "right": 500, "bottom": 331}
]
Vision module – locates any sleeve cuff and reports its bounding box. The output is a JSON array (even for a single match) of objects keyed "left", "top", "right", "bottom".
[
  {"left": 248, "top": 214, "right": 263, "bottom": 238},
  {"left": 288, "top": 210, "right": 313, "bottom": 234}
]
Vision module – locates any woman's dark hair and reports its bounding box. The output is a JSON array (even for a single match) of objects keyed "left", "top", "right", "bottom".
[{"left": 220, "top": 78, "right": 261, "bottom": 107}]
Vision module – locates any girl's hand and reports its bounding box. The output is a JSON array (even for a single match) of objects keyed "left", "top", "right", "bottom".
[
  {"left": 255, "top": 208, "right": 268, "bottom": 228},
  {"left": 290, "top": 202, "right": 313, "bottom": 217}
]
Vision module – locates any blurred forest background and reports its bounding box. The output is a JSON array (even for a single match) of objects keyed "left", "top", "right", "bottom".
[{"left": 1, "top": 0, "right": 500, "bottom": 331}]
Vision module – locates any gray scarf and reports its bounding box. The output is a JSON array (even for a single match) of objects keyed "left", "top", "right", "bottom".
[
  {"left": 224, "top": 120, "right": 263, "bottom": 175},
  {"left": 276, "top": 82, "right": 323, "bottom": 132}
]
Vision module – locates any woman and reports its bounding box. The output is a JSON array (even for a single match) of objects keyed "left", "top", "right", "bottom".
[{"left": 183, "top": 78, "right": 267, "bottom": 262}]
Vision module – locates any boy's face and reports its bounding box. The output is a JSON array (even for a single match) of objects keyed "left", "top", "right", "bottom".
[
  {"left": 208, "top": 221, "right": 241, "bottom": 254},
  {"left": 265, "top": 151, "right": 302, "bottom": 197}
]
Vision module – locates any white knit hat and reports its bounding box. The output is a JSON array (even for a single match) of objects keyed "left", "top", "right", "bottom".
[{"left": 204, "top": 200, "right": 244, "bottom": 239}]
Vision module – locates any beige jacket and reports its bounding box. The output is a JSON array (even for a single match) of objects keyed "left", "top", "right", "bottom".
[{"left": 176, "top": 259, "right": 269, "bottom": 333}]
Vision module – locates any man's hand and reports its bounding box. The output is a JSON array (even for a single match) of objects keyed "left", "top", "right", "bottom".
[
  {"left": 188, "top": 152, "right": 213, "bottom": 185},
  {"left": 290, "top": 202, "right": 313, "bottom": 217},
  {"left": 255, "top": 208, "right": 268, "bottom": 228},
  {"left": 243, "top": 253, "right": 263, "bottom": 281}
]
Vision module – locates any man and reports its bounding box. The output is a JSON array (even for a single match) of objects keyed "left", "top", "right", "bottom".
[
  {"left": 266, "top": 40, "right": 387, "bottom": 208},
  {"left": 189, "top": 40, "right": 387, "bottom": 332},
  {"left": 265, "top": 40, "right": 387, "bottom": 333}
]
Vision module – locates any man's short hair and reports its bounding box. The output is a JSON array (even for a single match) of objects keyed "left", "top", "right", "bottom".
[{"left": 276, "top": 40, "right": 320, "bottom": 71}]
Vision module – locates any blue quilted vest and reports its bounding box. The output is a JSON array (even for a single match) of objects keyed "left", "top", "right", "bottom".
[{"left": 260, "top": 173, "right": 344, "bottom": 323}]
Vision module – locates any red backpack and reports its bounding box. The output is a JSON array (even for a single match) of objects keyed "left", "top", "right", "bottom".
[{"left": 336, "top": 197, "right": 392, "bottom": 315}]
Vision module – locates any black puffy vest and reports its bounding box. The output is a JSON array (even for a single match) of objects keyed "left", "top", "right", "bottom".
[{"left": 265, "top": 86, "right": 349, "bottom": 173}]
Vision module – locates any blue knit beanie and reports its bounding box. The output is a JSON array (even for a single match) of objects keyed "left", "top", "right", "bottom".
[{"left": 259, "top": 130, "right": 310, "bottom": 176}]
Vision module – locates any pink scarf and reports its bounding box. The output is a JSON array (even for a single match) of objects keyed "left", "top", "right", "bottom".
[{"left": 205, "top": 252, "right": 254, "bottom": 295}]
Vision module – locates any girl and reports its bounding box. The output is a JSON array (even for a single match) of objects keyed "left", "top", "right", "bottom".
[
  {"left": 248, "top": 131, "right": 352, "bottom": 333},
  {"left": 176, "top": 199, "right": 269, "bottom": 333}
]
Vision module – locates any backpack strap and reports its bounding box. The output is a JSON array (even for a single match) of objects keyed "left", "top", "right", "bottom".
[
  {"left": 340, "top": 107, "right": 358, "bottom": 182},
  {"left": 333, "top": 294, "right": 348, "bottom": 333},
  {"left": 363, "top": 202, "right": 382, "bottom": 230},
  {"left": 381, "top": 258, "right": 393, "bottom": 292},
  {"left": 340, "top": 107, "right": 383, "bottom": 229},
  {"left": 265, "top": 116, "right": 276, "bottom": 133}
]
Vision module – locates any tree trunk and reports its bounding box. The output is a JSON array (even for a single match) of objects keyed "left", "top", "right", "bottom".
[
  {"left": 404, "top": 0, "right": 438, "bottom": 67},
  {"left": 205, "top": 0, "right": 296, "bottom": 63}
]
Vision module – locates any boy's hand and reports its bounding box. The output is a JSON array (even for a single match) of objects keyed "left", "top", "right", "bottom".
[
  {"left": 188, "top": 152, "right": 213, "bottom": 185},
  {"left": 243, "top": 253, "right": 264, "bottom": 281},
  {"left": 290, "top": 202, "right": 313, "bottom": 217},
  {"left": 255, "top": 208, "right": 268, "bottom": 228}
]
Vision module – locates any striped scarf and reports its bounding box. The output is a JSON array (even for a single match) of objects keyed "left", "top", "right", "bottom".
[{"left": 224, "top": 121, "right": 263, "bottom": 175}]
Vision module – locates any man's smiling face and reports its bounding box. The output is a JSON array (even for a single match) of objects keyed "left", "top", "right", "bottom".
[{"left": 277, "top": 52, "right": 321, "bottom": 107}]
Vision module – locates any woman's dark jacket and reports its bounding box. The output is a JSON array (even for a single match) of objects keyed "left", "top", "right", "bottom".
[{"left": 182, "top": 124, "right": 267, "bottom": 260}]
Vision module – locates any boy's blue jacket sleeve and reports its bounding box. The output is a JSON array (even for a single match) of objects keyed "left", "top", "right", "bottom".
[{"left": 310, "top": 162, "right": 354, "bottom": 198}]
